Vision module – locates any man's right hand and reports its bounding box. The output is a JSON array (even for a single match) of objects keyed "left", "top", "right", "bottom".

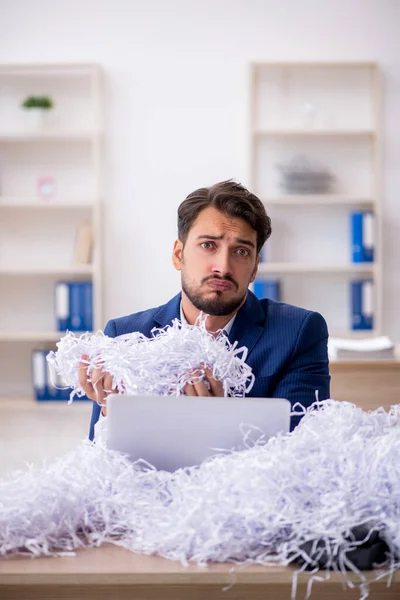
[{"left": 78, "top": 354, "right": 115, "bottom": 416}]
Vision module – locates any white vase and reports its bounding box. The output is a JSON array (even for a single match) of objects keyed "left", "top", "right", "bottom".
[{"left": 23, "top": 108, "right": 46, "bottom": 132}]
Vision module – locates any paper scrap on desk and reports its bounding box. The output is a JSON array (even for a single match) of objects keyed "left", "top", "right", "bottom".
[{"left": 328, "top": 336, "right": 394, "bottom": 360}]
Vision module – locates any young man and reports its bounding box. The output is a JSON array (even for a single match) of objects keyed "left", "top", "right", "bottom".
[{"left": 82, "top": 180, "right": 330, "bottom": 439}]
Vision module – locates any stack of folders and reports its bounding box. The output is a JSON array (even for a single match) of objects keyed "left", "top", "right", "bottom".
[
  {"left": 253, "top": 279, "right": 281, "bottom": 302},
  {"left": 31, "top": 350, "right": 90, "bottom": 401},
  {"left": 31, "top": 280, "right": 94, "bottom": 401},
  {"left": 328, "top": 336, "right": 395, "bottom": 361},
  {"left": 55, "top": 280, "right": 93, "bottom": 332},
  {"left": 350, "top": 211, "right": 375, "bottom": 330}
]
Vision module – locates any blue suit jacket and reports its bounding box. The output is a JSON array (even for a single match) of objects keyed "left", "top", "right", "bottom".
[{"left": 89, "top": 291, "right": 330, "bottom": 440}]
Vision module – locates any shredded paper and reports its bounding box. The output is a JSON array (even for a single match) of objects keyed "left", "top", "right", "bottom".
[
  {"left": 47, "top": 317, "right": 255, "bottom": 401},
  {"left": 1, "top": 321, "right": 399, "bottom": 599}
]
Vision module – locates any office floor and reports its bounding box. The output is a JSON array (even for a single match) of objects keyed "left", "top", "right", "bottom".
[{"left": 1, "top": 399, "right": 92, "bottom": 478}]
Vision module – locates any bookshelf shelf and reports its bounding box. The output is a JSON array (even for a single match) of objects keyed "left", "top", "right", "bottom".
[
  {"left": 0, "top": 62, "right": 100, "bottom": 76},
  {"left": 250, "top": 61, "right": 382, "bottom": 337},
  {"left": 329, "top": 328, "right": 378, "bottom": 339},
  {"left": 263, "top": 195, "right": 375, "bottom": 206},
  {"left": 0, "top": 131, "right": 101, "bottom": 142},
  {"left": 0, "top": 330, "right": 88, "bottom": 342},
  {"left": 253, "top": 129, "right": 376, "bottom": 138},
  {"left": 257, "top": 263, "right": 375, "bottom": 275},
  {"left": 0, "top": 266, "right": 94, "bottom": 276},
  {"left": 0, "top": 198, "right": 95, "bottom": 209},
  {"left": 251, "top": 61, "right": 378, "bottom": 68},
  {"left": 0, "top": 62, "right": 103, "bottom": 399}
]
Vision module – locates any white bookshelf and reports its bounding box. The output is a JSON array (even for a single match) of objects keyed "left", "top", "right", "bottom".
[
  {"left": 0, "top": 63, "right": 103, "bottom": 399},
  {"left": 250, "top": 62, "right": 382, "bottom": 338}
]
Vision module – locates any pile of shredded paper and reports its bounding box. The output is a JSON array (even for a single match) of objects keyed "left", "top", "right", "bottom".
[{"left": 1, "top": 322, "right": 399, "bottom": 599}]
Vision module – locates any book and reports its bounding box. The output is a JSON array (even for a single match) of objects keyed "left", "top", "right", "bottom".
[
  {"left": 351, "top": 211, "right": 374, "bottom": 263},
  {"left": 351, "top": 280, "right": 374, "bottom": 330},
  {"left": 73, "top": 222, "right": 92, "bottom": 265}
]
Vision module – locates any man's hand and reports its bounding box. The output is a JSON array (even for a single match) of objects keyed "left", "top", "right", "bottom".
[
  {"left": 78, "top": 354, "right": 115, "bottom": 416},
  {"left": 184, "top": 367, "right": 224, "bottom": 397}
]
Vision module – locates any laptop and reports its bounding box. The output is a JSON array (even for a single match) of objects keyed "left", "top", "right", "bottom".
[{"left": 106, "top": 395, "right": 291, "bottom": 472}]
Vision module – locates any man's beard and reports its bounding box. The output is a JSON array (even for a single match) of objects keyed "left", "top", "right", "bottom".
[{"left": 181, "top": 273, "right": 247, "bottom": 316}]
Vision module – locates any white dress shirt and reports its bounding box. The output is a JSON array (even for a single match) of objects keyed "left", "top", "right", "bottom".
[{"left": 179, "top": 302, "right": 236, "bottom": 336}]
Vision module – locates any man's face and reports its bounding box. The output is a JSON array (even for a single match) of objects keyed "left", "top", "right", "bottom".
[{"left": 172, "top": 206, "right": 260, "bottom": 316}]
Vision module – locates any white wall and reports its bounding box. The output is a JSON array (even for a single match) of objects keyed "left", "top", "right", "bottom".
[{"left": 1, "top": 0, "right": 400, "bottom": 339}]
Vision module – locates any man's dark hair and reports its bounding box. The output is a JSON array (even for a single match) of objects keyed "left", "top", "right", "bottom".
[{"left": 177, "top": 180, "right": 272, "bottom": 254}]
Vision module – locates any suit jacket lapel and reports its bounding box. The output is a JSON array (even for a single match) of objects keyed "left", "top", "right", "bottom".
[
  {"left": 153, "top": 292, "right": 181, "bottom": 328},
  {"left": 228, "top": 291, "right": 265, "bottom": 360}
]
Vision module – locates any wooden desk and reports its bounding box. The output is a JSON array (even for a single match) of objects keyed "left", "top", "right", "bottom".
[
  {"left": 0, "top": 545, "right": 399, "bottom": 600},
  {"left": 330, "top": 360, "right": 400, "bottom": 411}
]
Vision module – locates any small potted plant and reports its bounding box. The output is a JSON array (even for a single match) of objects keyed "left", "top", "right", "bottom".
[{"left": 21, "top": 95, "right": 54, "bottom": 131}]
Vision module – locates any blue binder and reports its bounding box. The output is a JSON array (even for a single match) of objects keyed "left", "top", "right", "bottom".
[
  {"left": 32, "top": 350, "right": 47, "bottom": 401},
  {"left": 47, "top": 362, "right": 73, "bottom": 401},
  {"left": 69, "top": 282, "right": 86, "bottom": 331},
  {"left": 83, "top": 281, "right": 93, "bottom": 331},
  {"left": 46, "top": 359, "right": 59, "bottom": 400},
  {"left": 55, "top": 370, "right": 74, "bottom": 401},
  {"left": 351, "top": 211, "right": 374, "bottom": 263},
  {"left": 55, "top": 281, "right": 70, "bottom": 331},
  {"left": 253, "top": 279, "right": 281, "bottom": 301},
  {"left": 351, "top": 280, "right": 374, "bottom": 330}
]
